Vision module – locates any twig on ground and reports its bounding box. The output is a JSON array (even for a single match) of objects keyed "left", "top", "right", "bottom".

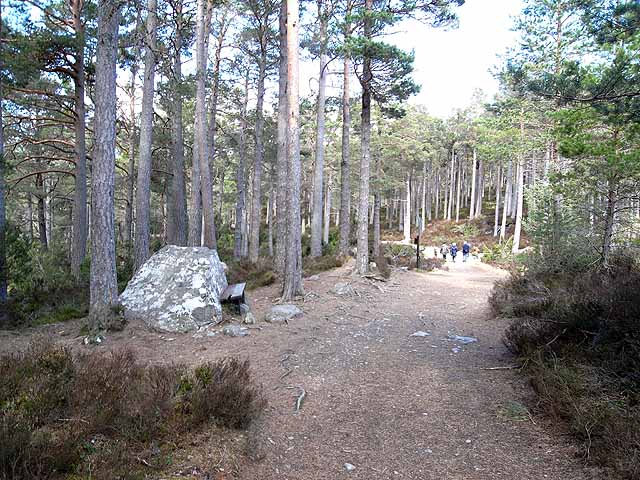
[
  {"left": 287, "top": 386, "right": 306, "bottom": 412},
  {"left": 280, "top": 369, "right": 293, "bottom": 380},
  {"left": 480, "top": 365, "right": 522, "bottom": 371},
  {"left": 545, "top": 328, "right": 567, "bottom": 348}
]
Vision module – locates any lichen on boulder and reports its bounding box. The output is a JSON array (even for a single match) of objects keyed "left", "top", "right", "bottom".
[{"left": 120, "top": 245, "right": 228, "bottom": 332}]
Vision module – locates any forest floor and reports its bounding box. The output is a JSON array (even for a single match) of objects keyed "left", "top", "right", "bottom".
[{"left": 0, "top": 259, "right": 603, "bottom": 480}]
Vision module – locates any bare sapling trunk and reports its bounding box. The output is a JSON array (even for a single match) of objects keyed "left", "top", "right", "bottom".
[
  {"left": 475, "top": 158, "right": 483, "bottom": 217},
  {"left": 323, "top": 172, "right": 331, "bottom": 246},
  {"left": 512, "top": 157, "right": 524, "bottom": 252},
  {"left": 455, "top": 158, "right": 461, "bottom": 222},
  {"left": 89, "top": 0, "right": 122, "bottom": 332},
  {"left": 403, "top": 173, "right": 411, "bottom": 243},
  {"left": 282, "top": 0, "right": 304, "bottom": 299},
  {"left": 601, "top": 176, "right": 618, "bottom": 267},
  {"left": 134, "top": 0, "right": 158, "bottom": 271},
  {"left": 310, "top": 2, "right": 328, "bottom": 257},
  {"left": 71, "top": 0, "right": 87, "bottom": 279},
  {"left": 469, "top": 148, "right": 477, "bottom": 219},
  {"left": 36, "top": 173, "right": 48, "bottom": 249},
  {"left": 275, "top": 0, "right": 288, "bottom": 273},
  {"left": 493, "top": 164, "right": 501, "bottom": 237},
  {"left": 500, "top": 160, "right": 512, "bottom": 242}
]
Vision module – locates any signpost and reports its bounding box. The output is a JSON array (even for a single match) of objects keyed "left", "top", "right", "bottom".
[{"left": 415, "top": 216, "right": 424, "bottom": 269}]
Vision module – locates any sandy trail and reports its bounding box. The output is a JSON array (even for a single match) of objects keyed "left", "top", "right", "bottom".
[{"left": 0, "top": 260, "right": 601, "bottom": 479}]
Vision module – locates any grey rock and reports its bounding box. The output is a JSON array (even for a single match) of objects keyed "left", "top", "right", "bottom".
[
  {"left": 410, "top": 331, "right": 431, "bottom": 337},
  {"left": 239, "top": 302, "right": 251, "bottom": 316},
  {"left": 243, "top": 312, "right": 257, "bottom": 325},
  {"left": 120, "top": 245, "right": 227, "bottom": 333},
  {"left": 332, "top": 282, "right": 354, "bottom": 296},
  {"left": 307, "top": 274, "right": 320, "bottom": 281},
  {"left": 223, "top": 324, "right": 249, "bottom": 337},
  {"left": 344, "top": 463, "right": 356, "bottom": 473},
  {"left": 265, "top": 304, "right": 302, "bottom": 323},
  {"left": 447, "top": 335, "right": 478, "bottom": 344}
]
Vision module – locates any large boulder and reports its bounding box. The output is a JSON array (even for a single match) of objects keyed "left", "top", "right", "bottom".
[{"left": 120, "top": 245, "right": 228, "bottom": 332}]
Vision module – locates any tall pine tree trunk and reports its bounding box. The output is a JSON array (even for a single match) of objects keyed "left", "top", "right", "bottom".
[
  {"left": 249, "top": 42, "right": 268, "bottom": 262},
  {"left": 282, "top": 0, "right": 304, "bottom": 299},
  {"left": 71, "top": 0, "right": 87, "bottom": 278},
  {"left": 356, "top": 0, "right": 372, "bottom": 275},
  {"left": 167, "top": 3, "right": 187, "bottom": 246},
  {"left": 234, "top": 73, "right": 249, "bottom": 260},
  {"left": 36, "top": 174, "right": 48, "bottom": 250},
  {"left": 195, "top": 0, "right": 216, "bottom": 249},
  {"left": 125, "top": 64, "right": 137, "bottom": 250},
  {"left": 323, "top": 172, "right": 331, "bottom": 246},
  {"left": 0, "top": 5, "right": 7, "bottom": 319},
  {"left": 275, "top": 0, "right": 288, "bottom": 273},
  {"left": 134, "top": 0, "right": 157, "bottom": 270},
  {"left": 338, "top": 52, "right": 351, "bottom": 257},
  {"left": 310, "top": 2, "right": 328, "bottom": 258},
  {"left": 89, "top": 0, "right": 121, "bottom": 331}
]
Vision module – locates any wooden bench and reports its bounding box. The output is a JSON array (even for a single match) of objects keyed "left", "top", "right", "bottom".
[{"left": 220, "top": 282, "right": 246, "bottom": 305}]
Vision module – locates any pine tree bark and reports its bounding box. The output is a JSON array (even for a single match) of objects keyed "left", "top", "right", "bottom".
[
  {"left": 403, "top": 173, "right": 411, "bottom": 243},
  {"left": 323, "top": 173, "right": 331, "bottom": 246},
  {"left": 248, "top": 31, "right": 268, "bottom": 262},
  {"left": 0, "top": 6, "right": 7, "bottom": 318},
  {"left": 234, "top": 72, "right": 249, "bottom": 260},
  {"left": 89, "top": 0, "right": 121, "bottom": 331},
  {"left": 134, "top": 0, "right": 157, "bottom": 271},
  {"left": 275, "top": 0, "right": 288, "bottom": 273},
  {"left": 282, "top": 0, "right": 304, "bottom": 299},
  {"left": 124, "top": 64, "right": 137, "bottom": 250},
  {"left": 195, "top": 0, "right": 216, "bottom": 249},
  {"left": 372, "top": 155, "right": 381, "bottom": 256},
  {"left": 338, "top": 53, "right": 351, "bottom": 257},
  {"left": 310, "top": 1, "right": 328, "bottom": 258},
  {"left": 356, "top": 0, "right": 373, "bottom": 274},
  {"left": 475, "top": 158, "right": 483, "bottom": 217},
  {"left": 71, "top": 0, "right": 87, "bottom": 278},
  {"left": 167, "top": 1, "right": 188, "bottom": 246}
]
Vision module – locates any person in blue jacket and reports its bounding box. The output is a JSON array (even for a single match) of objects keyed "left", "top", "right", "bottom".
[
  {"left": 462, "top": 240, "right": 471, "bottom": 262},
  {"left": 450, "top": 242, "right": 458, "bottom": 262}
]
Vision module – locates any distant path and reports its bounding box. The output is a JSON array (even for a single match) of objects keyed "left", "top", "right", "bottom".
[{"left": 0, "top": 261, "right": 602, "bottom": 479}]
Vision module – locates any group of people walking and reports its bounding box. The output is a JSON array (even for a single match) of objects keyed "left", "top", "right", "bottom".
[{"left": 439, "top": 241, "right": 471, "bottom": 262}]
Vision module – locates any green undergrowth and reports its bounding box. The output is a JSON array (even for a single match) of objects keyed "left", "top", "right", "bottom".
[
  {"left": 490, "top": 254, "right": 640, "bottom": 479},
  {"left": 0, "top": 341, "right": 266, "bottom": 479}
]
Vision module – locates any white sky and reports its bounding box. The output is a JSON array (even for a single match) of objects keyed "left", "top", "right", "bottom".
[
  {"left": 385, "top": 0, "right": 524, "bottom": 117},
  {"left": 301, "top": 0, "right": 524, "bottom": 119}
]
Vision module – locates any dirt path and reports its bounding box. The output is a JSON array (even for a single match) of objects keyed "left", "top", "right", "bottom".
[{"left": 0, "top": 261, "right": 601, "bottom": 479}]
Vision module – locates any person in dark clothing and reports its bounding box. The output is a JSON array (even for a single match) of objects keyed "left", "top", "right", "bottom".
[
  {"left": 462, "top": 240, "right": 471, "bottom": 262},
  {"left": 450, "top": 242, "right": 458, "bottom": 262}
]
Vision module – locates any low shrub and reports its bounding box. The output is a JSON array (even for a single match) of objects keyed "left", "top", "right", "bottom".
[
  {"left": 303, "top": 255, "right": 345, "bottom": 277},
  {"left": 226, "top": 258, "right": 276, "bottom": 290},
  {"left": 0, "top": 341, "right": 266, "bottom": 479},
  {"left": 492, "top": 254, "right": 640, "bottom": 478}
]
